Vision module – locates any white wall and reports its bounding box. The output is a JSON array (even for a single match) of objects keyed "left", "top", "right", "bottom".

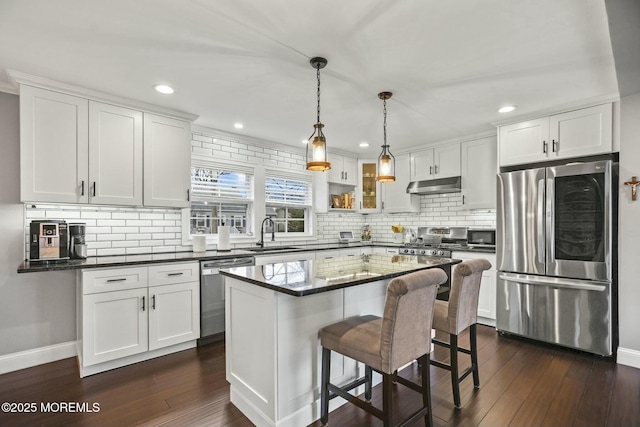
[
  {"left": 617, "top": 92, "right": 640, "bottom": 364},
  {"left": 0, "top": 92, "right": 76, "bottom": 357}
]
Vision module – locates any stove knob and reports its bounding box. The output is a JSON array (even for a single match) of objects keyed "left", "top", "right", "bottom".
[
  {"left": 419, "top": 249, "right": 426, "bottom": 255},
  {"left": 409, "top": 249, "right": 415, "bottom": 255},
  {"left": 429, "top": 250, "right": 437, "bottom": 256},
  {"left": 437, "top": 250, "right": 445, "bottom": 256}
]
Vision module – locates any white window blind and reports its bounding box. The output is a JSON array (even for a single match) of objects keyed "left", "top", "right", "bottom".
[
  {"left": 190, "top": 162, "right": 253, "bottom": 202},
  {"left": 265, "top": 171, "right": 312, "bottom": 206}
]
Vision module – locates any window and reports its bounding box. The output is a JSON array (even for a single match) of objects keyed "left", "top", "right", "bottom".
[
  {"left": 265, "top": 172, "right": 312, "bottom": 234},
  {"left": 188, "top": 162, "right": 253, "bottom": 236}
]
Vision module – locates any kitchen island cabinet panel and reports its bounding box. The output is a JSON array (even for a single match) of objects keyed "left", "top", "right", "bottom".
[{"left": 451, "top": 251, "right": 497, "bottom": 325}]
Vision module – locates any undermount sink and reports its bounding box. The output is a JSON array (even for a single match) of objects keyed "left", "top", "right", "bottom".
[{"left": 247, "top": 246, "right": 301, "bottom": 253}]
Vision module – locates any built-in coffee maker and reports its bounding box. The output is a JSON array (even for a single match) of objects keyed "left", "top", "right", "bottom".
[
  {"left": 68, "top": 223, "right": 87, "bottom": 259},
  {"left": 29, "top": 220, "right": 69, "bottom": 261}
]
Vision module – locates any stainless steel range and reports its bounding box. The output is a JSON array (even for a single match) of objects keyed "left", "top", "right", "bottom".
[{"left": 399, "top": 226, "right": 468, "bottom": 257}]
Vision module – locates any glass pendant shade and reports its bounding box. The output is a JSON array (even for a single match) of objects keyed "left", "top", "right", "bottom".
[
  {"left": 306, "top": 57, "right": 331, "bottom": 171},
  {"left": 377, "top": 150, "right": 396, "bottom": 182},
  {"left": 307, "top": 123, "right": 330, "bottom": 171},
  {"left": 376, "top": 91, "right": 395, "bottom": 182}
]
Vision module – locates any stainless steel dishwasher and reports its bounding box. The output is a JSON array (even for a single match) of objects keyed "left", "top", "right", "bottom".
[{"left": 199, "top": 256, "right": 255, "bottom": 345}]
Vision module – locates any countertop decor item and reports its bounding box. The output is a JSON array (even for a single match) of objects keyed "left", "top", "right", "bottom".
[
  {"left": 376, "top": 91, "right": 396, "bottom": 182},
  {"left": 361, "top": 224, "right": 372, "bottom": 241},
  {"left": 305, "top": 57, "right": 331, "bottom": 171}
]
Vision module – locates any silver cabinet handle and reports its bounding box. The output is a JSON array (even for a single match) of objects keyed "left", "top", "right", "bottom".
[
  {"left": 81, "top": 181, "right": 85, "bottom": 196},
  {"left": 434, "top": 165, "right": 438, "bottom": 174},
  {"left": 429, "top": 166, "right": 433, "bottom": 175},
  {"left": 142, "top": 296, "right": 145, "bottom": 311},
  {"left": 152, "top": 295, "right": 156, "bottom": 310},
  {"left": 543, "top": 140, "right": 547, "bottom": 154},
  {"left": 344, "top": 171, "right": 348, "bottom": 180},
  {"left": 552, "top": 139, "right": 558, "bottom": 152},
  {"left": 92, "top": 182, "right": 96, "bottom": 197}
]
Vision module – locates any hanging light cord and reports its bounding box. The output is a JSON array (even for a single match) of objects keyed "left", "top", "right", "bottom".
[
  {"left": 382, "top": 97, "right": 388, "bottom": 149},
  {"left": 316, "top": 64, "right": 321, "bottom": 124}
]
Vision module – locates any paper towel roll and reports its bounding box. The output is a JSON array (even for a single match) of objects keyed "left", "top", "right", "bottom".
[
  {"left": 218, "top": 226, "right": 231, "bottom": 251},
  {"left": 193, "top": 235, "right": 207, "bottom": 252}
]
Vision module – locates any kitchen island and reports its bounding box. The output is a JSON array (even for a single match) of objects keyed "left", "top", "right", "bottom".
[{"left": 220, "top": 253, "right": 460, "bottom": 427}]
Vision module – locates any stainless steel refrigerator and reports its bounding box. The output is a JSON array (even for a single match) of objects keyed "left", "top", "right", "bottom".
[{"left": 496, "top": 160, "right": 615, "bottom": 356}]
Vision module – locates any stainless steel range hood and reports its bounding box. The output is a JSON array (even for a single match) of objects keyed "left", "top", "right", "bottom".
[{"left": 406, "top": 176, "right": 461, "bottom": 194}]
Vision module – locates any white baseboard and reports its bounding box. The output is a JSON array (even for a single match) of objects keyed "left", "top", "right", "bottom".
[
  {"left": 617, "top": 347, "right": 640, "bottom": 369},
  {"left": 0, "top": 341, "right": 77, "bottom": 375}
]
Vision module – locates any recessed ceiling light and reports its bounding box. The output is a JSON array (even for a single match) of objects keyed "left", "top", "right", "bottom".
[
  {"left": 359, "top": 142, "right": 370, "bottom": 148},
  {"left": 234, "top": 123, "right": 244, "bottom": 129},
  {"left": 498, "top": 105, "right": 517, "bottom": 113},
  {"left": 153, "top": 84, "right": 174, "bottom": 94}
]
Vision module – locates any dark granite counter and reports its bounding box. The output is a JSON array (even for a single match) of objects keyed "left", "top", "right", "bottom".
[
  {"left": 17, "top": 240, "right": 489, "bottom": 273},
  {"left": 220, "top": 253, "right": 461, "bottom": 296}
]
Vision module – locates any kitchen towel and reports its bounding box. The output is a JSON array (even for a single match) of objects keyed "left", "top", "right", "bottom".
[
  {"left": 193, "top": 235, "right": 207, "bottom": 252},
  {"left": 218, "top": 226, "right": 230, "bottom": 251}
]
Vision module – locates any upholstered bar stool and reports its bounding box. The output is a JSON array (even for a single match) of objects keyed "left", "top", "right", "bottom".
[
  {"left": 319, "top": 268, "right": 447, "bottom": 427},
  {"left": 430, "top": 258, "right": 492, "bottom": 408}
]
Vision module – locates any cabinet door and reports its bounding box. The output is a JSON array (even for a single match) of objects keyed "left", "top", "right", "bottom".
[
  {"left": 89, "top": 101, "right": 143, "bottom": 206},
  {"left": 499, "top": 118, "right": 549, "bottom": 166},
  {"left": 461, "top": 136, "right": 497, "bottom": 210},
  {"left": 477, "top": 270, "right": 496, "bottom": 320},
  {"left": 410, "top": 149, "right": 435, "bottom": 181},
  {"left": 358, "top": 160, "right": 380, "bottom": 213},
  {"left": 327, "top": 155, "right": 344, "bottom": 184},
  {"left": 20, "top": 85, "right": 89, "bottom": 203},
  {"left": 382, "top": 153, "right": 419, "bottom": 213},
  {"left": 549, "top": 103, "right": 612, "bottom": 160},
  {"left": 433, "top": 143, "right": 461, "bottom": 178},
  {"left": 148, "top": 282, "right": 200, "bottom": 351},
  {"left": 143, "top": 113, "right": 191, "bottom": 208},
  {"left": 82, "top": 287, "right": 148, "bottom": 366},
  {"left": 342, "top": 156, "right": 358, "bottom": 186}
]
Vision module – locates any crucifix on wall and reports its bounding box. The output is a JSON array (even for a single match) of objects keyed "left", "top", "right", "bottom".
[{"left": 624, "top": 176, "right": 640, "bottom": 201}]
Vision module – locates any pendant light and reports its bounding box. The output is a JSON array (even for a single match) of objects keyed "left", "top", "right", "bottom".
[
  {"left": 306, "top": 57, "right": 331, "bottom": 171},
  {"left": 376, "top": 91, "right": 395, "bottom": 182}
]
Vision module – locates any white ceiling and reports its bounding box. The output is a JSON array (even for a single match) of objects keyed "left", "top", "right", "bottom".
[{"left": 0, "top": 0, "right": 619, "bottom": 157}]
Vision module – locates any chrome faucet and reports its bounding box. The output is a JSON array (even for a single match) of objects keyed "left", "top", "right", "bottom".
[{"left": 257, "top": 217, "right": 275, "bottom": 248}]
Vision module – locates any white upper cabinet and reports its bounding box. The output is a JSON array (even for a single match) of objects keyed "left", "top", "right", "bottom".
[
  {"left": 88, "top": 101, "right": 143, "bottom": 206},
  {"left": 461, "top": 136, "right": 497, "bottom": 210},
  {"left": 499, "top": 103, "right": 613, "bottom": 166},
  {"left": 327, "top": 154, "right": 357, "bottom": 186},
  {"left": 357, "top": 159, "right": 381, "bottom": 213},
  {"left": 20, "top": 85, "right": 89, "bottom": 203},
  {"left": 410, "top": 143, "right": 461, "bottom": 181},
  {"left": 143, "top": 114, "right": 191, "bottom": 208},
  {"left": 382, "top": 153, "right": 419, "bottom": 213}
]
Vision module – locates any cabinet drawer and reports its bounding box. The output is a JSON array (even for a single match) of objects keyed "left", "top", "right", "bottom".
[
  {"left": 148, "top": 262, "right": 199, "bottom": 287},
  {"left": 82, "top": 267, "right": 148, "bottom": 295}
]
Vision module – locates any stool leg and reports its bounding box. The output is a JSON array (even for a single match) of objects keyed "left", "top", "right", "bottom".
[
  {"left": 470, "top": 324, "right": 480, "bottom": 389},
  {"left": 365, "top": 365, "right": 373, "bottom": 401},
  {"left": 320, "top": 347, "right": 331, "bottom": 425},
  {"left": 449, "top": 334, "right": 461, "bottom": 409},
  {"left": 382, "top": 373, "right": 394, "bottom": 427},
  {"left": 420, "top": 354, "right": 433, "bottom": 427}
]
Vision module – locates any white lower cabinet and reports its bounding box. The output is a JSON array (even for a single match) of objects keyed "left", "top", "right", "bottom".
[
  {"left": 78, "top": 262, "right": 199, "bottom": 377},
  {"left": 451, "top": 252, "right": 497, "bottom": 326}
]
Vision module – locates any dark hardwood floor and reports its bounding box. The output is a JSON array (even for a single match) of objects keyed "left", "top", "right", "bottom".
[{"left": 1, "top": 326, "right": 638, "bottom": 427}]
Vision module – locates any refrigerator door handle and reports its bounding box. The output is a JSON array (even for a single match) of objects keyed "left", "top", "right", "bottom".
[
  {"left": 537, "top": 179, "right": 545, "bottom": 266},
  {"left": 499, "top": 273, "right": 608, "bottom": 292},
  {"left": 546, "top": 177, "right": 555, "bottom": 267}
]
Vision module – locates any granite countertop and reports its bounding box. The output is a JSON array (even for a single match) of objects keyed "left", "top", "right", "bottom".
[
  {"left": 220, "top": 253, "right": 461, "bottom": 297},
  {"left": 17, "top": 240, "right": 491, "bottom": 273}
]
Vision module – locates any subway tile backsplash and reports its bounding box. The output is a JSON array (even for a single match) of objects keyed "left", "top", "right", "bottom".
[{"left": 23, "top": 130, "right": 496, "bottom": 257}]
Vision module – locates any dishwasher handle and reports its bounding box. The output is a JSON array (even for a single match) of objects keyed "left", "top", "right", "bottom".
[{"left": 201, "top": 257, "right": 255, "bottom": 275}]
